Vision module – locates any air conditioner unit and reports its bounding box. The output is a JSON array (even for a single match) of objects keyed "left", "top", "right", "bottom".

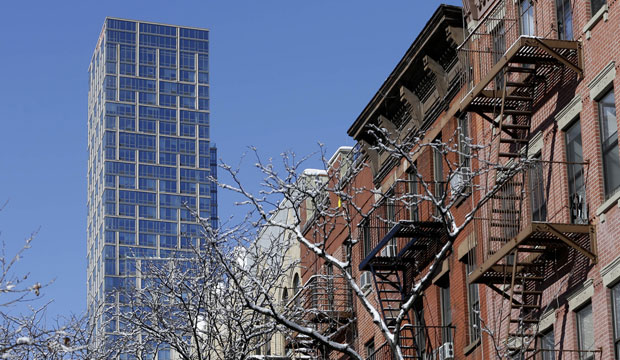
[
  {"left": 360, "top": 271, "right": 372, "bottom": 292},
  {"left": 381, "top": 240, "right": 397, "bottom": 257},
  {"left": 450, "top": 167, "right": 471, "bottom": 197},
  {"left": 438, "top": 342, "right": 454, "bottom": 360}
]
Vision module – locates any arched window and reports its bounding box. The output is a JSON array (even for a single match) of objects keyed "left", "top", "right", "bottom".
[
  {"left": 292, "top": 273, "right": 300, "bottom": 294},
  {"left": 282, "top": 288, "right": 289, "bottom": 304}
]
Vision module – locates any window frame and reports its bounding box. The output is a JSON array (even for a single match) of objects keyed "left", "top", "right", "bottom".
[
  {"left": 555, "top": 0, "right": 573, "bottom": 40},
  {"left": 565, "top": 118, "right": 587, "bottom": 224},
  {"left": 611, "top": 282, "right": 620, "bottom": 359},
  {"left": 519, "top": 0, "right": 535, "bottom": 36},
  {"left": 539, "top": 328, "right": 555, "bottom": 360},
  {"left": 365, "top": 339, "right": 376, "bottom": 360},
  {"left": 598, "top": 88, "right": 620, "bottom": 199},
  {"left": 575, "top": 302, "right": 595, "bottom": 360},
  {"left": 465, "top": 249, "right": 481, "bottom": 344}
]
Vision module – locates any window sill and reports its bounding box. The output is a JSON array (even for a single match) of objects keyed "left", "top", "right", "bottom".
[
  {"left": 595, "top": 190, "right": 620, "bottom": 219},
  {"left": 463, "top": 338, "right": 480, "bottom": 355},
  {"left": 583, "top": 4, "right": 608, "bottom": 40}
]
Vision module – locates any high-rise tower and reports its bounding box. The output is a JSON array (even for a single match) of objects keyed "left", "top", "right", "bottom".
[{"left": 86, "top": 18, "right": 217, "bottom": 349}]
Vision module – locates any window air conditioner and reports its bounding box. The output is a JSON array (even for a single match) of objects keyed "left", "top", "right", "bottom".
[
  {"left": 438, "top": 342, "right": 454, "bottom": 360},
  {"left": 381, "top": 240, "right": 397, "bottom": 257},
  {"left": 360, "top": 271, "right": 372, "bottom": 292},
  {"left": 450, "top": 167, "right": 471, "bottom": 197}
]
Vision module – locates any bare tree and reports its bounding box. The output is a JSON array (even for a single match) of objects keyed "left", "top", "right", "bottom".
[
  {"left": 0, "top": 206, "right": 124, "bottom": 360},
  {"left": 196, "top": 124, "right": 532, "bottom": 360},
  {"left": 112, "top": 239, "right": 282, "bottom": 360}
]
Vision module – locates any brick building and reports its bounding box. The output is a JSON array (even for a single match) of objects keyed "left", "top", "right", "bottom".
[{"left": 287, "top": 1, "right": 620, "bottom": 359}]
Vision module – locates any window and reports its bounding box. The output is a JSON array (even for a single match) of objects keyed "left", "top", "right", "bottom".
[
  {"left": 492, "top": 20, "right": 506, "bottom": 89},
  {"left": 466, "top": 250, "right": 481, "bottom": 344},
  {"left": 530, "top": 153, "right": 547, "bottom": 221},
  {"left": 440, "top": 282, "right": 452, "bottom": 343},
  {"left": 591, "top": 0, "right": 606, "bottom": 16},
  {"left": 433, "top": 135, "right": 445, "bottom": 214},
  {"left": 556, "top": 0, "right": 573, "bottom": 40},
  {"left": 408, "top": 171, "right": 419, "bottom": 222},
  {"left": 598, "top": 89, "right": 620, "bottom": 198},
  {"left": 520, "top": 0, "right": 535, "bottom": 36},
  {"left": 612, "top": 282, "right": 620, "bottom": 359},
  {"left": 540, "top": 328, "right": 555, "bottom": 360},
  {"left": 576, "top": 303, "right": 594, "bottom": 360},
  {"left": 365, "top": 339, "right": 375, "bottom": 360},
  {"left": 458, "top": 115, "right": 471, "bottom": 168},
  {"left": 566, "top": 119, "right": 587, "bottom": 223},
  {"left": 362, "top": 220, "right": 372, "bottom": 259},
  {"left": 414, "top": 299, "right": 426, "bottom": 358},
  {"left": 381, "top": 193, "right": 397, "bottom": 257},
  {"left": 292, "top": 274, "right": 300, "bottom": 305}
]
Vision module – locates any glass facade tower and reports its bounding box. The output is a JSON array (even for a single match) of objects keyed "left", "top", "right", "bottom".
[{"left": 87, "top": 18, "right": 217, "bottom": 347}]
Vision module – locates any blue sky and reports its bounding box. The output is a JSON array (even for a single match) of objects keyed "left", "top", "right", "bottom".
[{"left": 0, "top": 0, "right": 461, "bottom": 317}]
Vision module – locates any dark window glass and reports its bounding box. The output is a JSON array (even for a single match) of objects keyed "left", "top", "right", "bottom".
[
  {"left": 599, "top": 89, "right": 620, "bottom": 198},
  {"left": 612, "top": 283, "right": 620, "bottom": 360},
  {"left": 591, "top": 0, "right": 607, "bottom": 16},
  {"left": 119, "top": 45, "right": 135, "bottom": 63},
  {"left": 566, "top": 119, "right": 587, "bottom": 223},
  {"left": 160, "top": 68, "right": 177, "bottom": 80},
  {"left": 159, "top": 94, "right": 176, "bottom": 107},
  {"left": 139, "top": 65, "right": 155, "bottom": 78},
  {"left": 365, "top": 340, "right": 375, "bottom": 360},
  {"left": 180, "top": 70, "right": 195, "bottom": 83},
  {"left": 362, "top": 220, "right": 371, "bottom": 258},
  {"left": 556, "top": 0, "right": 573, "bottom": 40},
  {"left": 466, "top": 250, "right": 481, "bottom": 343},
  {"left": 198, "top": 54, "right": 209, "bottom": 71},
  {"left": 119, "top": 63, "right": 135, "bottom": 76},
  {"left": 139, "top": 23, "right": 176, "bottom": 36},
  {"left": 108, "top": 19, "right": 136, "bottom": 31},
  {"left": 159, "top": 50, "right": 177, "bottom": 67},
  {"left": 139, "top": 47, "right": 156, "bottom": 65},
  {"left": 492, "top": 20, "right": 506, "bottom": 89},
  {"left": 180, "top": 52, "right": 195, "bottom": 70},
  {"left": 529, "top": 154, "right": 547, "bottom": 222},
  {"left": 440, "top": 283, "right": 452, "bottom": 343},
  {"left": 138, "top": 92, "right": 156, "bottom": 105},
  {"left": 181, "top": 97, "right": 196, "bottom": 109},
  {"left": 198, "top": 72, "right": 209, "bottom": 84}
]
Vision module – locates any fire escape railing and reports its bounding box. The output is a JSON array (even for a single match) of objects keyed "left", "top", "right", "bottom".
[
  {"left": 359, "top": 179, "right": 447, "bottom": 271},
  {"left": 287, "top": 272, "right": 353, "bottom": 331},
  {"left": 472, "top": 160, "right": 595, "bottom": 282},
  {"left": 459, "top": 0, "right": 538, "bottom": 97}
]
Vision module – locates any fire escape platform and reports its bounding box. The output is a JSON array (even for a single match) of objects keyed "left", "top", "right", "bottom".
[
  {"left": 459, "top": 36, "right": 582, "bottom": 116},
  {"left": 469, "top": 222, "right": 596, "bottom": 284},
  {"left": 359, "top": 220, "right": 445, "bottom": 272}
]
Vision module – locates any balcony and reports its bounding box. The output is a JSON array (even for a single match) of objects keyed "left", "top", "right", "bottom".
[
  {"left": 366, "top": 326, "right": 456, "bottom": 360},
  {"left": 470, "top": 160, "right": 596, "bottom": 285},
  {"left": 288, "top": 272, "right": 353, "bottom": 333},
  {"left": 359, "top": 179, "right": 448, "bottom": 274},
  {"left": 458, "top": 0, "right": 582, "bottom": 117}
]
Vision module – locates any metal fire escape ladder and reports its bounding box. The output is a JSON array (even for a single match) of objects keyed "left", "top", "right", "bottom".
[
  {"left": 461, "top": 32, "right": 585, "bottom": 356},
  {"left": 369, "top": 264, "right": 419, "bottom": 359}
]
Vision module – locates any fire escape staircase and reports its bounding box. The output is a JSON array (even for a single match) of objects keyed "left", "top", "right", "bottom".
[
  {"left": 360, "top": 217, "right": 445, "bottom": 359},
  {"left": 460, "top": 31, "right": 595, "bottom": 356}
]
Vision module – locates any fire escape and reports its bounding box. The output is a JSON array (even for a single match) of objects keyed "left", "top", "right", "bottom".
[
  {"left": 286, "top": 271, "right": 354, "bottom": 359},
  {"left": 359, "top": 180, "right": 450, "bottom": 359},
  {"left": 458, "top": 0, "right": 597, "bottom": 357}
]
